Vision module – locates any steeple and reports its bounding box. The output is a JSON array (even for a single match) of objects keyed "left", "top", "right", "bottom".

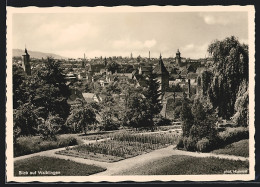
[
  {"left": 153, "top": 54, "right": 169, "bottom": 93},
  {"left": 22, "top": 47, "right": 31, "bottom": 75},
  {"left": 176, "top": 49, "right": 182, "bottom": 66},
  {"left": 153, "top": 54, "right": 169, "bottom": 76}
]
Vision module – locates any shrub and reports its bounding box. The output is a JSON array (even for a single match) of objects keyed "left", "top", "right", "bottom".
[
  {"left": 183, "top": 136, "right": 196, "bottom": 151},
  {"left": 176, "top": 137, "right": 184, "bottom": 149},
  {"left": 218, "top": 127, "right": 249, "bottom": 145},
  {"left": 196, "top": 138, "right": 210, "bottom": 152},
  {"left": 154, "top": 115, "right": 171, "bottom": 126},
  {"left": 14, "top": 135, "right": 82, "bottom": 157},
  {"left": 38, "top": 114, "right": 64, "bottom": 140}
]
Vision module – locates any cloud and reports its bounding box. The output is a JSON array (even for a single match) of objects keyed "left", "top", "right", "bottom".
[
  {"left": 199, "top": 13, "right": 235, "bottom": 25},
  {"left": 183, "top": 44, "right": 195, "bottom": 50},
  {"left": 113, "top": 39, "right": 157, "bottom": 50},
  {"left": 35, "top": 22, "right": 98, "bottom": 48},
  {"left": 180, "top": 43, "right": 209, "bottom": 59}
]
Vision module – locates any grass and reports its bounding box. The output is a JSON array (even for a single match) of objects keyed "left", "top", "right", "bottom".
[
  {"left": 14, "top": 156, "right": 106, "bottom": 176},
  {"left": 57, "top": 132, "right": 180, "bottom": 162},
  {"left": 116, "top": 155, "right": 249, "bottom": 175},
  {"left": 212, "top": 139, "right": 249, "bottom": 157},
  {"left": 14, "top": 134, "right": 83, "bottom": 157}
]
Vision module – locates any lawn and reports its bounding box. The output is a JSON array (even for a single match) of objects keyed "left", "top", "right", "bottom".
[
  {"left": 211, "top": 139, "right": 249, "bottom": 157},
  {"left": 57, "top": 132, "right": 180, "bottom": 162},
  {"left": 116, "top": 155, "right": 249, "bottom": 175},
  {"left": 14, "top": 156, "right": 106, "bottom": 176}
]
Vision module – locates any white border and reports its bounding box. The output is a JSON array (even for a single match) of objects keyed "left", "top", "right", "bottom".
[{"left": 6, "top": 5, "right": 255, "bottom": 182}]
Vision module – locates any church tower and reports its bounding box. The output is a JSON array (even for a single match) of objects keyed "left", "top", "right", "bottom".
[
  {"left": 22, "top": 48, "right": 31, "bottom": 75},
  {"left": 82, "top": 53, "right": 86, "bottom": 68},
  {"left": 153, "top": 54, "right": 169, "bottom": 93},
  {"left": 175, "top": 49, "right": 182, "bottom": 66}
]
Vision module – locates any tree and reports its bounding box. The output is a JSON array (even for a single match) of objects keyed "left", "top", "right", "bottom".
[
  {"left": 180, "top": 98, "right": 193, "bottom": 137},
  {"left": 107, "top": 61, "right": 119, "bottom": 74},
  {"left": 65, "top": 99, "right": 97, "bottom": 134},
  {"left": 99, "top": 95, "right": 120, "bottom": 131},
  {"left": 29, "top": 57, "right": 71, "bottom": 120},
  {"left": 13, "top": 103, "right": 39, "bottom": 136},
  {"left": 38, "top": 114, "right": 64, "bottom": 140},
  {"left": 232, "top": 80, "right": 249, "bottom": 126},
  {"left": 142, "top": 73, "right": 162, "bottom": 129},
  {"left": 12, "top": 64, "right": 28, "bottom": 109},
  {"left": 125, "top": 92, "right": 148, "bottom": 129},
  {"left": 207, "top": 36, "right": 249, "bottom": 120}
]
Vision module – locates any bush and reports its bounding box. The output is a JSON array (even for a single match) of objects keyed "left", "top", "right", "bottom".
[
  {"left": 218, "top": 127, "right": 249, "bottom": 145},
  {"left": 176, "top": 137, "right": 184, "bottom": 149},
  {"left": 14, "top": 135, "right": 82, "bottom": 157},
  {"left": 183, "top": 136, "right": 196, "bottom": 151},
  {"left": 154, "top": 115, "right": 171, "bottom": 126},
  {"left": 196, "top": 138, "right": 210, "bottom": 152}
]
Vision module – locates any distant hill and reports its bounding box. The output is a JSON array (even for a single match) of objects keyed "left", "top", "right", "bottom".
[{"left": 13, "top": 49, "right": 68, "bottom": 59}]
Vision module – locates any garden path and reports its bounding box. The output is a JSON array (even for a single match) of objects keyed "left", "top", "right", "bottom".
[
  {"left": 92, "top": 146, "right": 249, "bottom": 176},
  {"left": 14, "top": 134, "right": 249, "bottom": 176}
]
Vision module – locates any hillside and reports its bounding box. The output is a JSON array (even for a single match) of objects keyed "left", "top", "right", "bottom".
[{"left": 13, "top": 49, "right": 67, "bottom": 59}]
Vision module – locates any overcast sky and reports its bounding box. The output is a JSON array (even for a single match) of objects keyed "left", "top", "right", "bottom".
[{"left": 12, "top": 12, "right": 248, "bottom": 59}]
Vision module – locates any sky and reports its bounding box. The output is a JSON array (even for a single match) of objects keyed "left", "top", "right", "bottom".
[{"left": 12, "top": 12, "right": 248, "bottom": 59}]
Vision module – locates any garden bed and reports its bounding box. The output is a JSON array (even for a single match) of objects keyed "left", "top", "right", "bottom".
[{"left": 56, "top": 132, "right": 180, "bottom": 162}]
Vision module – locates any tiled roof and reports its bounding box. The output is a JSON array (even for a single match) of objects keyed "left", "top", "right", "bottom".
[{"left": 153, "top": 58, "right": 169, "bottom": 75}]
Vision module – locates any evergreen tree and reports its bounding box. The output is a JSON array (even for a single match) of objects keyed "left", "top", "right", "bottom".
[{"left": 143, "top": 73, "right": 162, "bottom": 128}]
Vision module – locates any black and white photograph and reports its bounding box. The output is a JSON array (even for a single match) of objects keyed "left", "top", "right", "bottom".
[{"left": 6, "top": 5, "right": 255, "bottom": 182}]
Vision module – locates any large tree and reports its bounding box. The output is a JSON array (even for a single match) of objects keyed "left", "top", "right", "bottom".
[
  {"left": 29, "top": 57, "right": 71, "bottom": 120},
  {"left": 65, "top": 99, "right": 97, "bottom": 134},
  {"left": 206, "top": 36, "right": 248, "bottom": 120},
  {"left": 142, "top": 73, "right": 162, "bottom": 128}
]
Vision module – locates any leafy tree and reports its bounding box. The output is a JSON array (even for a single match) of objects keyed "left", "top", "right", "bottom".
[
  {"left": 232, "top": 80, "right": 249, "bottom": 126},
  {"left": 65, "top": 99, "right": 97, "bottom": 134},
  {"left": 107, "top": 61, "right": 119, "bottom": 74},
  {"left": 13, "top": 103, "right": 39, "bottom": 136},
  {"left": 207, "top": 36, "right": 248, "bottom": 120},
  {"left": 12, "top": 64, "right": 28, "bottom": 109},
  {"left": 38, "top": 114, "right": 64, "bottom": 140},
  {"left": 99, "top": 95, "right": 120, "bottom": 131},
  {"left": 29, "top": 57, "right": 71, "bottom": 120},
  {"left": 104, "top": 82, "right": 121, "bottom": 95},
  {"left": 125, "top": 92, "right": 148, "bottom": 129}
]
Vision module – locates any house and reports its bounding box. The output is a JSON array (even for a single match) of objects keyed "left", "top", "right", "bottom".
[
  {"left": 67, "top": 88, "right": 85, "bottom": 106},
  {"left": 82, "top": 92, "right": 104, "bottom": 103}
]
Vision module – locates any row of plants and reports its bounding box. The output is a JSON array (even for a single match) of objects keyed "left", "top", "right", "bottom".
[
  {"left": 14, "top": 135, "right": 82, "bottom": 157},
  {"left": 57, "top": 132, "right": 180, "bottom": 161},
  {"left": 109, "top": 132, "right": 179, "bottom": 145},
  {"left": 67, "top": 140, "right": 166, "bottom": 159}
]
